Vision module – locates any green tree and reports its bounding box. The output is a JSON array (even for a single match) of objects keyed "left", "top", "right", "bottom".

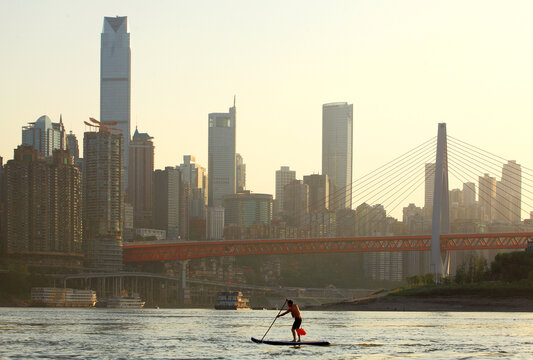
[
  {"left": 491, "top": 251, "right": 533, "bottom": 282},
  {"left": 423, "top": 273, "right": 434, "bottom": 285}
]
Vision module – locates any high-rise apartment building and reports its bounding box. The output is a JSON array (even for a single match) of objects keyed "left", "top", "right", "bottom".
[
  {"left": 179, "top": 155, "right": 207, "bottom": 219},
  {"left": 275, "top": 166, "right": 296, "bottom": 215},
  {"left": 479, "top": 173, "right": 496, "bottom": 223},
  {"left": 208, "top": 101, "right": 236, "bottom": 207},
  {"left": 223, "top": 192, "right": 273, "bottom": 227},
  {"left": 283, "top": 180, "right": 309, "bottom": 227},
  {"left": 22, "top": 115, "right": 66, "bottom": 158},
  {"left": 322, "top": 102, "right": 353, "bottom": 210},
  {"left": 207, "top": 206, "right": 224, "bottom": 240},
  {"left": 498, "top": 160, "right": 522, "bottom": 223},
  {"left": 101, "top": 16, "right": 131, "bottom": 189},
  {"left": 4, "top": 146, "right": 82, "bottom": 259},
  {"left": 178, "top": 155, "right": 208, "bottom": 239},
  {"left": 83, "top": 130, "right": 123, "bottom": 271},
  {"left": 303, "top": 174, "right": 329, "bottom": 214},
  {"left": 236, "top": 153, "right": 246, "bottom": 193},
  {"left": 128, "top": 128, "right": 154, "bottom": 228},
  {"left": 66, "top": 130, "right": 79, "bottom": 158},
  {"left": 66, "top": 131, "right": 82, "bottom": 169},
  {"left": 153, "top": 167, "right": 180, "bottom": 239},
  {"left": 179, "top": 181, "right": 190, "bottom": 240},
  {"left": 463, "top": 182, "right": 476, "bottom": 206}
]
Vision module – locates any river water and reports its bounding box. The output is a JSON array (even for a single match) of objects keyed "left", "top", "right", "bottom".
[{"left": 1, "top": 307, "right": 532, "bottom": 359}]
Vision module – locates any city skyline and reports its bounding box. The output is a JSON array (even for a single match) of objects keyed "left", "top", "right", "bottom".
[
  {"left": 5, "top": 5, "right": 533, "bottom": 352},
  {"left": 2, "top": 2, "right": 533, "bottom": 217}
]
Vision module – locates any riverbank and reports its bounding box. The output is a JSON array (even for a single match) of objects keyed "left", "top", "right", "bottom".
[
  {"left": 305, "top": 284, "right": 533, "bottom": 312},
  {"left": 306, "top": 295, "right": 533, "bottom": 311},
  {"left": 0, "top": 294, "right": 30, "bottom": 307}
]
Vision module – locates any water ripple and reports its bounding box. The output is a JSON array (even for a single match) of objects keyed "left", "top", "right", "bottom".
[{"left": 1, "top": 308, "right": 532, "bottom": 359}]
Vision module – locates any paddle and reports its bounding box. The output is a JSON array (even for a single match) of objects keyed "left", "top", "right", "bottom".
[{"left": 261, "top": 299, "right": 287, "bottom": 342}]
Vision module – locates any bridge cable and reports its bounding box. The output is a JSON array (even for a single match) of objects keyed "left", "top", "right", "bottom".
[
  {"left": 320, "top": 145, "right": 436, "bottom": 237},
  {"left": 336, "top": 152, "right": 436, "bottom": 237},
  {"left": 448, "top": 136, "right": 533, "bottom": 185},
  {"left": 447, "top": 143, "right": 533, "bottom": 210},
  {"left": 448, "top": 137, "right": 533, "bottom": 192},
  {"left": 447, "top": 160, "right": 523, "bottom": 224},
  {"left": 285, "top": 137, "right": 437, "bottom": 237}
]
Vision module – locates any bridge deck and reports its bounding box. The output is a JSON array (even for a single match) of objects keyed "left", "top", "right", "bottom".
[{"left": 123, "top": 232, "right": 533, "bottom": 262}]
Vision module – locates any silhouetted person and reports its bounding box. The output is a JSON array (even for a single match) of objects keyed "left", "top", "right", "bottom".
[{"left": 276, "top": 299, "right": 302, "bottom": 341}]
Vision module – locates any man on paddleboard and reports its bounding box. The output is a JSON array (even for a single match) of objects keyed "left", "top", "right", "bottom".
[{"left": 276, "top": 299, "right": 302, "bottom": 342}]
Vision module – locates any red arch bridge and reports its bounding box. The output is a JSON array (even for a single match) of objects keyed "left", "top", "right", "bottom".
[{"left": 123, "top": 232, "right": 533, "bottom": 263}]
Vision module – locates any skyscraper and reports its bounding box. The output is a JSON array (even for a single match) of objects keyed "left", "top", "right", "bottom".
[
  {"left": 153, "top": 167, "right": 180, "bottom": 239},
  {"left": 208, "top": 100, "right": 236, "bottom": 207},
  {"left": 479, "top": 173, "right": 496, "bottom": 223},
  {"left": 495, "top": 160, "right": 522, "bottom": 223},
  {"left": 100, "top": 16, "right": 131, "bottom": 189},
  {"left": 236, "top": 153, "right": 246, "bottom": 193},
  {"left": 66, "top": 131, "right": 79, "bottom": 160},
  {"left": 207, "top": 206, "right": 224, "bottom": 240},
  {"left": 274, "top": 166, "right": 296, "bottom": 215},
  {"left": 4, "top": 146, "right": 82, "bottom": 261},
  {"left": 303, "top": 174, "right": 330, "bottom": 214},
  {"left": 283, "top": 180, "right": 309, "bottom": 227},
  {"left": 322, "top": 102, "right": 353, "bottom": 210},
  {"left": 128, "top": 128, "right": 154, "bottom": 228},
  {"left": 462, "top": 182, "right": 476, "bottom": 206},
  {"left": 83, "top": 129, "right": 123, "bottom": 271},
  {"left": 66, "top": 131, "right": 82, "bottom": 169},
  {"left": 179, "top": 155, "right": 208, "bottom": 219},
  {"left": 223, "top": 192, "right": 273, "bottom": 227},
  {"left": 22, "top": 115, "right": 66, "bottom": 157}
]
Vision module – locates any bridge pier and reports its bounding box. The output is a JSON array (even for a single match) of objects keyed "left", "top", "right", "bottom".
[{"left": 178, "top": 260, "right": 189, "bottom": 305}]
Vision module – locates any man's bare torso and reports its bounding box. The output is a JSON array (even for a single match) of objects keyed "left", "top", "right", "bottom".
[{"left": 290, "top": 305, "right": 301, "bottom": 319}]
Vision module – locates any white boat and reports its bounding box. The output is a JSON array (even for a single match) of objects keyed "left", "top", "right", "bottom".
[
  {"left": 215, "top": 291, "right": 251, "bottom": 310},
  {"left": 31, "top": 287, "right": 96, "bottom": 307},
  {"left": 106, "top": 293, "right": 145, "bottom": 309}
]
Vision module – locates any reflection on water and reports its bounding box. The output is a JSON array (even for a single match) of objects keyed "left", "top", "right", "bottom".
[{"left": 0, "top": 308, "right": 532, "bottom": 359}]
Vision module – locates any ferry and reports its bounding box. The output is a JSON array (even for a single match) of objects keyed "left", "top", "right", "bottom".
[
  {"left": 31, "top": 287, "right": 97, "bottom": 307},
  {"left": 215, "top": 291, "right": 251, "bottom": 310},
  {"left": 105, "top": 292, "right": 145, "bottom": 309}
]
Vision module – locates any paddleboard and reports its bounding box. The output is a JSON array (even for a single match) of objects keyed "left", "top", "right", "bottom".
[{"left": 251, "top": 337, "right": 330, "bottom": 346}]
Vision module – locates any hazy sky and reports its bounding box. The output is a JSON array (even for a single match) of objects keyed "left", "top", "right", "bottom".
[{"left": 2, "top": 1, "right": 533, "bottom": 217}]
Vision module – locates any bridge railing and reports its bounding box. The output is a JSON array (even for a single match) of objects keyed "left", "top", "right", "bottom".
[{"left": 123, "top": 232, "right": 533, "bottom": 262}]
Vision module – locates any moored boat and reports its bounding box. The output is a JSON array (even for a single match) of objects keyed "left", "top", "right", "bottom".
[
  {"left": 215, "top": 291, "right": 251, "bottom": 310},
  {"left": 105, "top": 293, "right": 145, "bottom": 309},
  {"left": 31, "top": 287, "right": 97, "bottom": 307}
]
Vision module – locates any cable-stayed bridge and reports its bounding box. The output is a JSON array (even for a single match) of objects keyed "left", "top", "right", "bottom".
[{"left": 124, "top": 123, "right": 533, "bottom": 278}]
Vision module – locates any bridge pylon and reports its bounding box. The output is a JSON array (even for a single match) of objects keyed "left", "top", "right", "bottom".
[{"left": 430, "top": 123, "right": 450, "bottom": 278}]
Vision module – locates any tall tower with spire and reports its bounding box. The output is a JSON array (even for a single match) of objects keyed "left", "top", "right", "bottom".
[{"left": 100, "top": 16, "right": 131, "bottom": 190}]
